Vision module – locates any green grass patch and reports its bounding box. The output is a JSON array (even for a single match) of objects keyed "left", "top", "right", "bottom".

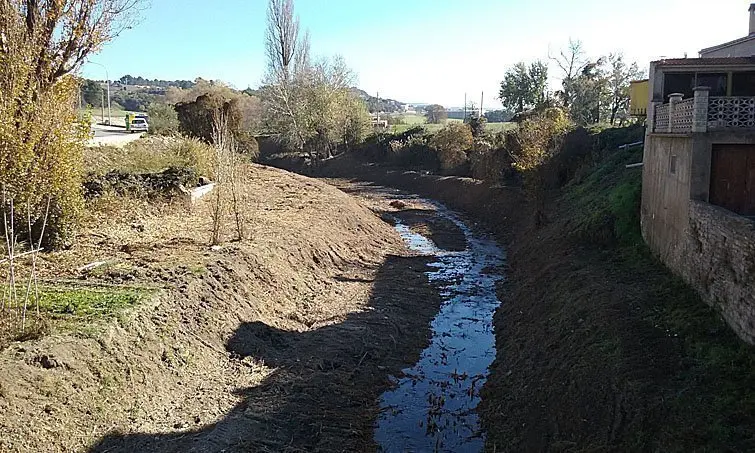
[
  {"left": 35, "top": 285, "right": 145, "bottom": 320},
  {"left": 401, "top": 113, "right": 426, "bottom": 125},
  {"left": 3, "top": 284, "right": 150, "bottom": 324},
  {"left": 641, "top": 268, "right": 755, "bottom": 450},
  {"left": 390, "top": 120, "right": 513, "bottom": 135},
  {"left": 564, "top": 143, "right": 645, "bottom": 250},
  {"left": 1, "top": 284, "right": 153, "bottom": 346}
]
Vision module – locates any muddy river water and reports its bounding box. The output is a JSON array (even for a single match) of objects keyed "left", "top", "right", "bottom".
[{"left": 374, "top": 203, "right": 506, "bottom": 452}]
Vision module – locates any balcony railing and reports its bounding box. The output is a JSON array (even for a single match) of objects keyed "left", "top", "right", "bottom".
[
  {"left": 651, "top": 87, "right": 755, "bottom": 134},
  {"left": 655, "top": 103, "right": 670, "bottom": 132},
  {"left": 671, "top": 98, "right": 694, "bottom": 133},
  {"left": 708, "top": 97, "right": 755, "bottom": 129}
]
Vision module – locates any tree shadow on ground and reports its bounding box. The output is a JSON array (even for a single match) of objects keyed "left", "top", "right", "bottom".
[{"left": 88, "top": 253, "right": 442, "bottom": 453}]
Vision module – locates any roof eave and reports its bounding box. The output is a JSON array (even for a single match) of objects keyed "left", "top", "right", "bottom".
[{"left": 700, "top": 35, "right": 755, "bottom": 54}]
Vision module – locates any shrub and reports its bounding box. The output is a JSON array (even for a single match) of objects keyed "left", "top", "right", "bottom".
[
  {"left": 430, "top": 123, "right": 474, "bottom": 171},
  {"left": 509, "top": 107, "right": 572, "bottom": 174},
  {"left": 504, "top": 107, "right": 573, "bottom": 223},
  {"left": 175, "top": 93, "right": 243, "bottom": 144},
  {"left": 146, "top": 102, "right": 179, "bottom": 136},
  {"left": 236, "top": 131, "right": 260, "bottom": 161},
  {"left": 83, "top": 167, "right": 200, "bottom": 200},
  {"left": 424, "top": 104, "right": 448, "bottom": 124},
  {"left": 467, "top": 113, "right": 487, "bottom": 140},
  {"left": 0, "top": 74, "right": 86, "bottom": 249},
  {"left": 469, "top": 144, "right": 514, "bottom": 183},
  {"left": 174, "top": 92, "right": 263, "bottom": 160},
  {"left": 84, "top": 136, "right": 216, "bottom": 179},
  {"left": 386, "top": 115, "right": 405, "bottom": 126},
  {"left": 341, "top": 99, "right": 372, "bottom": 151}
]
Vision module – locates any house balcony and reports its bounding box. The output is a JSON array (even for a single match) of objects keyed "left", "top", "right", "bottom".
[{"left": 651, "top": 87, "right": 755, "bottom": 134}]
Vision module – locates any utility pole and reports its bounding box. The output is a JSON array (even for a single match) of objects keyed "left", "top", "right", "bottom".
[
  {"left": 106, "top": 76, "right": 111, "bottom": 125},
  {"left": 480, "top": 91, "right": 484, "bottom": 117},
  {"left": 100, "top": 90, "right": 105, "bottom": 124},
  {"left": 376, "top": 91, "right": 380, "bottom": 127},
  {"left": 464, "top": 93, "right": 467, "bottom": 123},
  {"left": 89, "top": 61, "right": 111, "bottom": 125}
]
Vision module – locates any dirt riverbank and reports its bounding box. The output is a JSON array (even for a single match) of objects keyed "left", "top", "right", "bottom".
[
  {"left": 272, "top": 152, "right": 755, "bottom": 452},
  {"left": 0, "top": 164, "right": 454, "bottom": 452}
]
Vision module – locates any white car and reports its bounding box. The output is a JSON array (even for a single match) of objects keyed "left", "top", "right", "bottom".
[{"left": 130, "top": 118, "right": 149, "bottom": 133}]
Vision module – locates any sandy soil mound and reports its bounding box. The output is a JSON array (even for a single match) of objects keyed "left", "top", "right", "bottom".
[{"left": 0, "top": 164, "right": 442, "bottom": 452}]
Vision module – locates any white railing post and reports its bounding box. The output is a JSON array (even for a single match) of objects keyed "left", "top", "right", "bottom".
[
  {"left": 692, "top": 86, "right": 710, "bottom": 133},
  {"left": 668, "top": 93, "right": 683, "bottom": 134}
]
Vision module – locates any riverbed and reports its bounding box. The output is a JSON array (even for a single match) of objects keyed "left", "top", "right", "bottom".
[{"left": 374, "top": 201, "right": 506, "bottom": 452}]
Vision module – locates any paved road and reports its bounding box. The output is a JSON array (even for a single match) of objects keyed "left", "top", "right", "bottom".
[{"left": 88, "top": 124, "right": 144, "bottom": 147}]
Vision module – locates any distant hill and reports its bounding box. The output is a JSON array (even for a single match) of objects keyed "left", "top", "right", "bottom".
[
  {"left": 116, "top": 75, "right": 196, "bottom": 89},
  {"left": 352, "top": 88, "right": 405, "bottom": 113}
]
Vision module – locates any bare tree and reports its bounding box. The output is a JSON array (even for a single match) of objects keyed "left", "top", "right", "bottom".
[
  {"left": 262, "top": 0, "right": 310, "bottom": 152},
  {"left": 1, "top": 188, "right": 50, "bottom": 334},
  {"left": 0, "top": 0, "right": 144, "bottom": 90},
  {"left": 549, "top": 39, "right": 588, "bottom": 108},
  {"left": 265, "top": 0, "right": 301, "bottom": 82},
  {"left": 294, "top": 29, "right": 310, "bottom": 76},
  {"left": 210, "top": 110, "right": 247, "bottom": 244}
]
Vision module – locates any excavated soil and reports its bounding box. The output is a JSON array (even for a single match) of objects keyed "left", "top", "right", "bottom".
[{"left": 0, "top": 164, "right": 454, "bottom": 452}]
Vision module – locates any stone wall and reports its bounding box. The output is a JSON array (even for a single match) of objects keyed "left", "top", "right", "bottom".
[{"left": 681, "top": 201, "right": 755, "bottom": 343}]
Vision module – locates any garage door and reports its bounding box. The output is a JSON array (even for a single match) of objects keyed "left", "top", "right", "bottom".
[{"left": 710, "top": 144, "right": 755, "bottom": 216}]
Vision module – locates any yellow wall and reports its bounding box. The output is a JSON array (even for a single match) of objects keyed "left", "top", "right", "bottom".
[{"left": 630, "top": 79, "right": 649, "bottom": 116}]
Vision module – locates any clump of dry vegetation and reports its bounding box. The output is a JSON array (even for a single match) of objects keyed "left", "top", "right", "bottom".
[
  {"left": 208, "top": 112, "right": 251, "bottom": 244},
  {"left": 85, "top": 136, "right": 217, "bottom": 178},
  {"left": 429, "top": 122, "right": 474, "bottom": 172}
]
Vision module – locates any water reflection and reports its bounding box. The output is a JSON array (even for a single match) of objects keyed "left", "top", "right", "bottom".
[{"left": 375, "top": 205, "right": 505, "bottom": 453}]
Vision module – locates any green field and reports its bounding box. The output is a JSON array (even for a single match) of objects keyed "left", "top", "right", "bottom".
[{"left": 387, "top": 113, "right": 514, "bottom": 134}]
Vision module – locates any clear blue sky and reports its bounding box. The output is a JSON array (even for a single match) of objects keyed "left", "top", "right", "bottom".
[{"left": 82, "top": 0, "right": 747, "bottom": 108}]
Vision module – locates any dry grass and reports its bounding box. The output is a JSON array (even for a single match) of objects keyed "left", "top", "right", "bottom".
[{"left": 84, "top": 136, "right": 216, "bottom": 178}]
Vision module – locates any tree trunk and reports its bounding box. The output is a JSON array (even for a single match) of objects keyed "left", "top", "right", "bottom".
[{"left": 610, "top": 103, "right": 618, "bottom": 125}]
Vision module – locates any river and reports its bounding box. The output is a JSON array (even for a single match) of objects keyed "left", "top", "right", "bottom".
[{"left": 375, "top": 201, "right": 506, "bottom": 453}]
